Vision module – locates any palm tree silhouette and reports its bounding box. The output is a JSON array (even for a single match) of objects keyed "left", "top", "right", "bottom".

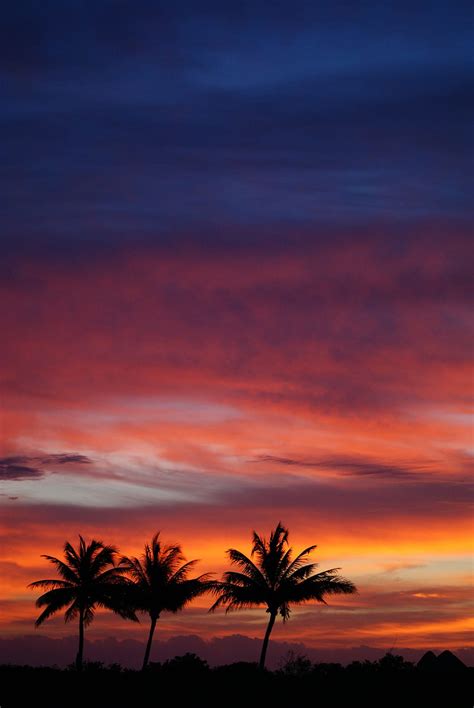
[
  {"left": 121, "top": 532, "right": 214, "bottom": 670},
  {"left": 28, "top": 535, "right": 137, "bottom": 669},
  {"left": 210, "top": 522, "right": 357, "bottom": 670}
]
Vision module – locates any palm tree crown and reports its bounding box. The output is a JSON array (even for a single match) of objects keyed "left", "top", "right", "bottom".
[
  {"left": 121, "top": 532, "right": 214, "bottom": 669},
  {"left": 210, "top": 522, "right": 356, "bottom": 668},
  {"left": 28, "top": 535, "right": 136, "bottom": 668}
]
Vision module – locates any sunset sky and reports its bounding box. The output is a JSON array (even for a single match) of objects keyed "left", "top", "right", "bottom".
[{"left": 0, "top": 1, "right": 472, "bottom": 666}]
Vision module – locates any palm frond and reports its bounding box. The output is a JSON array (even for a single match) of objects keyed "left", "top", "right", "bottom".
[
  {"left": 269, "top": 523, "right": 289, "bottom": 552},
  {"left": 88, "top": 543, "right": 119, "bottom": 576},
  {"left": 64, "top": 600, "right": 80, "bottom": 623},
  {"left": 251, "top": 531, "right": 268, "bottom": 564},
  {"left": 169, "top": 559, "right": 199, "bottom": 584},
  {"left": 35, "top": 600, "right": 73, "bottom": 627},
  {"left": 281, "top": 545, "right": 318, "bottom": 580},
  {"left": 40, "top": 556, "right": 78, "bottom": 584},
  {"left": 209, "top": 581, "right": 267, "bottom": 613},
  {"left": 165, "top": 575, "right": 214, "bottom": 612},
  {"left": 213, "top": 524, "right": 356, "bottom": 633},
  {"left": 30, "top": 535, "right": 136, "bottom": 630},
  {"left": 160, "top": 544, "right": 186, "bottom": 576},
  {"left": 282, "top": 561, "right": 319, "bottom": 583},
  {"left": 227, "top": 549, "right": 267, "bottom": 587},
  {"left": 121, "top": 533, "right": 210, "bottom": 618},
  {"left": 279, "top": 601, "right": 291, "bottom": 621},
  {"left": 94, "top": 589, "right": 139, "bottom": 621},
  {"left": 111, "top": 605, "right": 139, "bottom": 622},
  {"left": 63, "top": 541, "right": 81, "bottom": 570},
  {"left": 83, "top": 606, "right": 95, "bottom": 626},
  {"left": 82, "top": 537, "right": 105, "bottom": 562},
  {"left": 121, "top": 556, "right": 149, "bottom": 586},
  {"left": 34, "top": 588, "right": 75, "bottom": 626},
  {"left": 28, "top": 579, "right": 73, "bottom": 590},
  {"left": 251, "top": 523, "right": 289, "bottom": 586},
  {"left": 276, "top": 547, "right": 293, "bottom": 576},
  {"left": 222, "top": 570, "right": 263, "bottom": 589},
  {"left": 94, "top": 566, "right": 129, "bottom": 584},
  {"left": 35, "top": 587, "right": 75, "bottom": 608},
  {"left": 286, "top": 571, "right": 357, "bottom": 604}
]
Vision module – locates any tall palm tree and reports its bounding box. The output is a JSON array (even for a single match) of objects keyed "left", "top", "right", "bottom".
[
  {"left": 28, "top": 536, "right": 137, "bottom": 669},
  {"left": 121, "top": 532, "right": 214, "bottom": 670},
  {"left": 210, "top": 522, "right": 357, "bottom": 670}
]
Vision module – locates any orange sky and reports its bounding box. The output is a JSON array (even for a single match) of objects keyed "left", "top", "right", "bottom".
[
  {"left": 1, "top": 0, "right": 473, "bottom": 668},
  {"left": 1, "top": 238, "right": 473, "bottom": 663}
]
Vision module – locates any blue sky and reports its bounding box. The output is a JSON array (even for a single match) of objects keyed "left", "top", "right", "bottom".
[{"left": 1, "top": 1, "right": 472, "bottom": 257}]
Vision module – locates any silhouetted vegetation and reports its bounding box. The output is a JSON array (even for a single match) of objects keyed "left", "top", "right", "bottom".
[
  {"left": 210, "top": 522, "right": 356, "bottom": 668},
  {"left": 28, "top": 536, "right": 137, "bottom": 670},
  {"left": 120, "top": 532, "right": 214, "bottom": 670},
  {"left": 25, "top": 524, "right": 469, "bottom": 708},
  {"left": 0, "top": 652, "right": 471, "bottom": 708},
  {"left": 28, "top": 524, "right": 356, "bottom": 670}
]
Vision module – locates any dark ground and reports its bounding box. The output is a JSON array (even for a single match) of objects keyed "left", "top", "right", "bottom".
[{"left": 1, "top": 652, "right": 472, "bottom": 708}]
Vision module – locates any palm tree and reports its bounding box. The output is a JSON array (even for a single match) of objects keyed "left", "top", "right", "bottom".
[
  {"left": 28, "top": 536, "right": 137, "bottom": 669},
  {"left": 121, "top": 532, "right": 214, "bottom": 670},
  {"left": 210, "top": 522, "right": 357, "bottom": 670}
]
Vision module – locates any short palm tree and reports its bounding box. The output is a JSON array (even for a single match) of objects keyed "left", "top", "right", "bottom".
[
  {"left": 28, "top": 536, "right": 137, "bottom": 669},
  {"left": 210, "top": 522, "right": 357, "bottom": 669},
  {"left": 121, "top": 532, "right": 214, "bottom": 670}
]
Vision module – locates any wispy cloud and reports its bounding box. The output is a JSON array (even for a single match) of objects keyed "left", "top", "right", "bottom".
[
  {"left": 380, "top": 563, "right": 425, "bottom": 574},
  {"left": 0, "top": 453, "right": 91, "bottom": 482},
  {"left": 255, "top": 454, "right": 427, "bottom": 479},
  {"left": 0, "top": 462, "right": 43, "bottom": 481}
]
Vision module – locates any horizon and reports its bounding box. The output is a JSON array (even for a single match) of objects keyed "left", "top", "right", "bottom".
[
  {"left": 2, "top": 632, "right": 473, "bottom": 670},
  {"left": 0, "top": 1, "right": 472, "bottom": 668}
]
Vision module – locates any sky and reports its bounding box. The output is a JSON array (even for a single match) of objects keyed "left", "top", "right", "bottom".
[{"left": 0, "top": 1, "right": 473, "bottom": 667}]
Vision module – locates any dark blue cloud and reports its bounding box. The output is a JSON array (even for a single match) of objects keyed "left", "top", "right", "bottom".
[{"left": 1, "top": 1, "right": 471, "bottom": 259}]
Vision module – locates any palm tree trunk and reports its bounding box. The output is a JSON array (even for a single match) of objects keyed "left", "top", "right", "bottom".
[
  {"left": 142, "top": 615, "right": 158, "bottom": 670},
  {"left": 76, "top": 607, "right": 84, "bottom": 671},
  {"left": 259, "top": 611, "right": 276, "bottom": 670}
]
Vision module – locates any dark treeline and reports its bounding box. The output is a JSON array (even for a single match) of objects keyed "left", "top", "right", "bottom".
[{"left": 1, "top": 651, "right": 472, "bottom": 708}]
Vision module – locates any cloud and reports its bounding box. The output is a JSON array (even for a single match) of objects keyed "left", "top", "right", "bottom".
[
  {"left": 1, "top": 236, "right": 472, "bottom": 431},
  {"left": 1, "top": 1, "right": 472, "bottom": 261},
  {"left": 0, "top": 1, "right": 472, "bottom": 658},
  {"left": 380, "top": 563, "right": 425, "bottom": 574},
  {"left": 0, "top": 462, "right": 43, "bottom": 481},
  {"left": 0, "top": 633, "right": 472, "bottom": 669},
  {"left": 1, "top": 457, "right": 471, "bottom": 523},
  {"left": 255, "top": 454, "right": 426, "bottom": 480},
  {"left": 0, "top": 453, "right": 92, "bottom": 482},
  {"left": 39, "top": 453, "right": 91, "bottom": 465}
]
